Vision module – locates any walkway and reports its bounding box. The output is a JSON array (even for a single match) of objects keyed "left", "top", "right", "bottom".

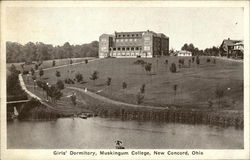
[{"left": 67, "top": 86, "right": 166, "bottom": 110}]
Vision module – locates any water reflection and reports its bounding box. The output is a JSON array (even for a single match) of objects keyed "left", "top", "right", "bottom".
[{"left": 7, "top": 117, "right": 243, "bottom": 149}]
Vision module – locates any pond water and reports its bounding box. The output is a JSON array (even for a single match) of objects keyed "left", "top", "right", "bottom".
[{"left": 7, "top": 117, "right": 243, "bottom": 149}]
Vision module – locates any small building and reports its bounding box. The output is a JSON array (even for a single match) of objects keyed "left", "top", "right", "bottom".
[
  {"left": 98, "top": 30, "right": 169, "bottom": 58},
  {"left": 220, "top": 38, "right": 243, "bottom": 58},
  {"left": 177, "top": 50, "right": 192, "bottom": 56}
]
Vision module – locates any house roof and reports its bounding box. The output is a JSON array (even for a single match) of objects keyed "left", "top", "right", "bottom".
[{"left": 222, "top": 39, "right": 242, "bottom": 46}]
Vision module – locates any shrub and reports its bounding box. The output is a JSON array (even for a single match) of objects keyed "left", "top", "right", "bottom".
[
  {"left": 52, "top": 60, "right": 56, "bottom": 67},
  {"left": 136, "top": 93, "right": 144, "bottom": 104},
  {"left": 39, "top": 68, "right": 44, "bottom": 77},
  {"left": 140, "top": 84, "right": 146, "bottom": 94},
  {"left": 196, "top": 56, "right": 200, "bottom": 64},
  {"left": 106, "top": 77, "right": 112, "bottom": 86},
  {"left": 64, "top": 78, "right": 75, "bottom": 84},
  {"left": 56, "top": 80, "right": 64, "bottom": 90},
  {"left": 75, "top": 73, "right": 83, "bottom": 82},
  {"left": 122, "top": 82, "right": 127, "bottom": 90},
  {"left": 89, "top": 71, "right": 98, "bottom": 84},
  {"left": 170, "top": 63, "right": 177, "bottom": 73},
  {"left": 144, "top": 63, "right": 152, "bottom": 74},
  {"left": 22, "top": 70, "right": 29, "bottom": 75},
  {"left": 192, "top": 56, "right": 195, "bottom": 63},
  {"left": 134, "top": 59, "right": 146, "bottom": 65},
  {"left": 55, "top": 71, "right": 61, "bottom": 78}
]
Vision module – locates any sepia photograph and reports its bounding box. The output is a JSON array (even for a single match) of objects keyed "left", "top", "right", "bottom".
[{"left": 1, "top": 1, "right": 249, "bottom": 160}]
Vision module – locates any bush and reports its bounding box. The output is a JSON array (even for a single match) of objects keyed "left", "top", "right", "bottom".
[
  {"left": 22, "top": 70, "right": 29, "bottom": 75},
  {"left": 55, "top": 71, "right": 61, "bottom": 78},
  {"left": 75, "top": 73, "right": 83, "bottom": 82},
  {"left": 136, "top": 93, "right": 144, "bottom": 104},
  {"left": 56, "top": 80, "right": 64, "bottom": 90},
  {"left": 206, "top": 58, "right": 211, "bottom": 63},
  {"left": 192, "top": 56, "right": 195, "bottom": 63},
  {"left": 140, "top": 84, "right": 146, "bottom": 94},
  {"left": 52, "top": 60, "right": 56, "bottom": 67},
  {"left": 106, "top": 77, "right": 112, "bottom": 86},
  {"left": 64, "top": 78, "right": 75, "bottom": 84},
  {"left": 170, "top": 63, "right": 177, "bottom": 73},
  {"left": 196, "top": 56, "right": 200, "bottom": 64},
  {"left": 134, "top": 59, "right": 146, "bottom": 65}
]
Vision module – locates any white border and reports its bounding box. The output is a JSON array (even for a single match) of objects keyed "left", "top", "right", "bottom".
[{"left": 1, "top": 1, "right": 249, "bottom": 160}]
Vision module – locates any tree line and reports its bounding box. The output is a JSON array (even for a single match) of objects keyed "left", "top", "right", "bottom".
[
  {"left": 6, "top": 41, "right": 99, "bottom": 63},
  {"left": 179, "top": 43, "right": 221, "bottom": 56}
]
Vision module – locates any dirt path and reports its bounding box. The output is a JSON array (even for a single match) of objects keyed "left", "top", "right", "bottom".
[{"left": 67, "top": 86, "right": 166, "bottom": 110}]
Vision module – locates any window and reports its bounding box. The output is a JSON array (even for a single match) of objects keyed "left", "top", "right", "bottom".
[
  {"left": 136, "top": 47, "right": 139, "bottom": 50},
  {"left": 127, "top": 35, "right": 130, "bottom": 37},
  {"left": 121, "top": 39, "right": 124, "bottom": 42},
  {"left": 123, "top": 35, "right": 125, "bottom": 37},
  {"left": 113, "top": 48, "right": 116, "bottom": 51},
  {"left": 144, "top": 36, "right": 150, "bottom": 41},
  {"left": 144, "top": 46, "right": 150, "bottom": 51},
  {"left": 129, "top": 39, "right": 133, "bottom": 42},
  {"left": 125, "top": 39, "right": 128, "bottom": 42},
  {"left": 126, "top": 47, "right": 130, "bottom": 50},
  {"left": 136, "top": 34, "right": 139, "bottom": 37},
  {"left": 122, "top": 47, "right": 125, "bottom": 51},
  {"left": 132, "top": 34, "right": 134, "bottom": 37},
  {"left": 118, "top": 35, "right": 121, "bottom": 37},
  {"left": 118, "top": 47, "right": 121, "bottom": 51},
  {"left": 131, "top": 47, "right": 134, "bottom": 51},
  {"left": 116, "top": 39, "right": 120, "bottom": 42},
  {"left": 134, "top": 39, "right": 137, "bottom": 42},
  {"left": 101, "top": 38, "right": 106, "bottom": 42}
]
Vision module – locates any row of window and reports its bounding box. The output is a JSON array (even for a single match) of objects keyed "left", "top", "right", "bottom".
[
  {"left": 116, "top": 33, "right": 142, "bottom": 38},
  {"left": 116, "top": 38, "right": 139, "bottom": 42},
  {"left": 111, "top": 47, "right": 142, "bottom": 51},
  {"left": 111, "top": 52, "right": 152, "bottom": 57}
]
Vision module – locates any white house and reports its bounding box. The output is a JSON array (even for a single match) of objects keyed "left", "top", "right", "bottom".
[{"left": 177, "top": 50, "right": 192, "bottom": 56}]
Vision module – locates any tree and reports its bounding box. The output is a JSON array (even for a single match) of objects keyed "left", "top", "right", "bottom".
[
  {"left": 122, "top": 82, "right": 127, "bottom": 92},
  {"left": 55, "top": 70, "right": 61, "bottom": 79},
  {"left": 56, "top": 80, "right": 64, "bottom": 90},
  {"left": 170, "top": 63, "right": 177, "bottom": 73},
  {"left": 140, "top": 84, "right": 146, "bottom": 94},
  {"left": 30, "top": 68, "right": 35, "bottom": 76},
  {"left": 39, "top": 68, "right": 44, "bottom": 78},
  {"left": 196, "top": 56, "right": 200, "bottom": 65},
  {"left": 136, "top": 92, "right": 144, "bottom": 104},
  {"left": 70, "top": 93, "right": 77, "bottom": 106},
  {"left": 89, "top": 71, "right": 98, "bottom": 85},
  {"left": 75, "top": 73, "right": 83, "bottom": 82},
  {"left": 47, "top": 84, "right": 63, "bottom": 103},
  {"left": 63, "top": 42, "right": 73, "bottom": 58},
  {"left": 106, "top": 77, "right": 112, "bottom": 86},
  {"left": 144, "top": 63, "right": 152, "bottom": 74},
  {"left": 52, "top": 60, "right": 56, "bottom": 67}
]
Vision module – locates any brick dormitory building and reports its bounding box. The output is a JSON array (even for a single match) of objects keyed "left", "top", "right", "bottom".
[{"left": 98, "top": 30, "right": 169, "bottom": 58}]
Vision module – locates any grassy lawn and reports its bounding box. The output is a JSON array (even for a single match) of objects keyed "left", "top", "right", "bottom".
[{"left": 24, "top": 56, "right": 243, "bottom": 112}]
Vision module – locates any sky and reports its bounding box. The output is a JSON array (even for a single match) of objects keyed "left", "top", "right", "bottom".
[{"left": 5, "top": 7, "right": 244, "bottom": 50}]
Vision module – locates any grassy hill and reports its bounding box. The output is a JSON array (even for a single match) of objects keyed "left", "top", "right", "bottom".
[{"left": 26, "top": 56, "right": 243, "bottom": 112}]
